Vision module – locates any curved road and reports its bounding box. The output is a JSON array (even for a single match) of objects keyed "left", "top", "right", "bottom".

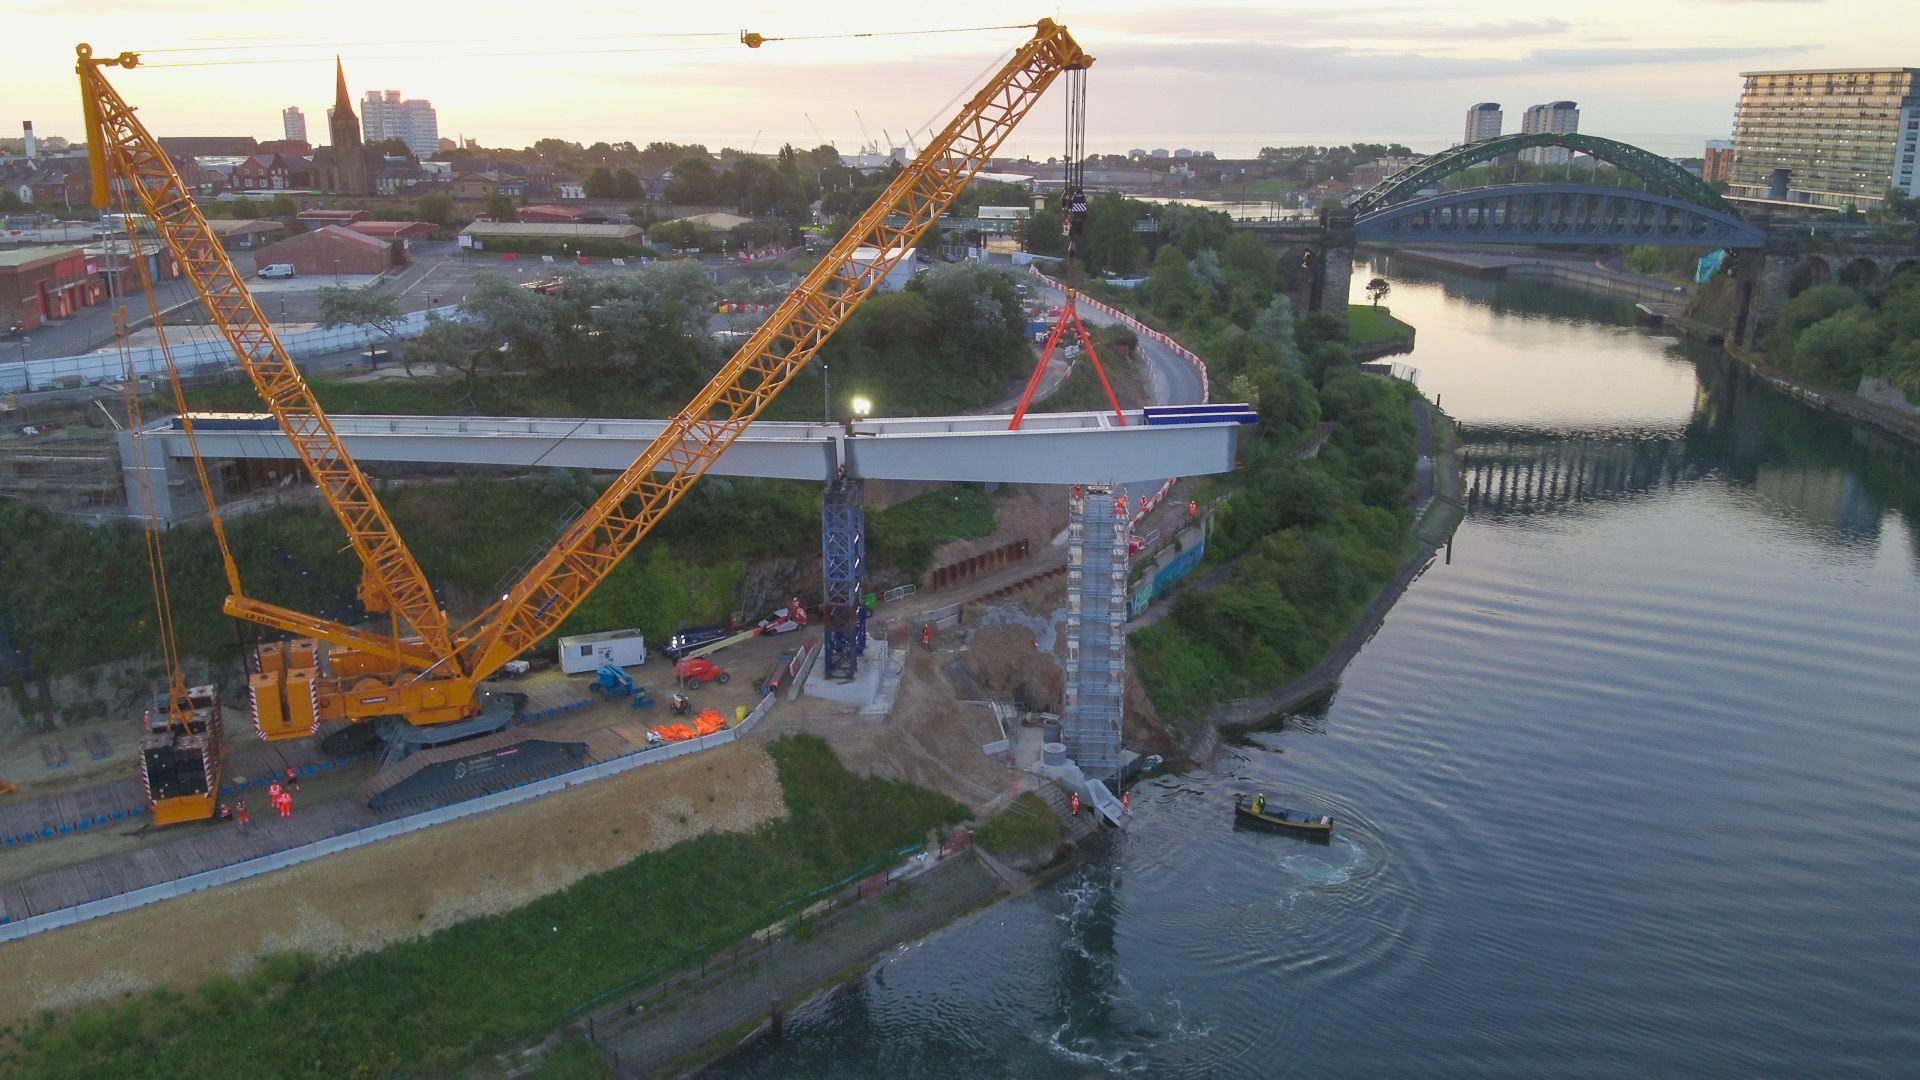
[{"left": 1030, "top": 278, "right": 1206, "bottom": 407}]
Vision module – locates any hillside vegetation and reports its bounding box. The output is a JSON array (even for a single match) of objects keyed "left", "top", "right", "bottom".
[
  {"left": 1763, "top": 273, "right": 1920, "bottom": 405},
  {"left": 1, "top": 736, "right": 965, "bottom": 1078},
  {"left": 1075, "top": 199, "right": 1421, "bottom": 726}
]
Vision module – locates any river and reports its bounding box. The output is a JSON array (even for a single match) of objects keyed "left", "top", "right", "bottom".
[{"left": 707, "top": 257, "right": 1920, "bottom": 1078}]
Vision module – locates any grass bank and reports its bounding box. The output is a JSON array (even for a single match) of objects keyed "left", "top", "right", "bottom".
[
  {"left": 868, "top": 486, "right": 998, "bottom": 578},
  {"left": 1, "top": 735, "right": 965, "bottom": 1078},
  {"left": 975, "top": 793, "right": 1065, "bottom": 856},
  {"left": 1347, "top": 304, "right": 1415, "bottom": 352}
]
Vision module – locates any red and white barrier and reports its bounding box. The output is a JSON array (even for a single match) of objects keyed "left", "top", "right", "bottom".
[
  {"left": 1026, "top": 267, "right": 1210, "bottom": 404},
  {"left": 1027, "top": 268, "right": 1206, "bottom": 522}
]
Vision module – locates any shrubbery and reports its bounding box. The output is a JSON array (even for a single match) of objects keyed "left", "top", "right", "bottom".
[
  {"left": 1083, "top": 199, "right": 1420, "bottom": 724},
  {"left": 1766, "top": 273, "right": 1920, "bottom": 403}
]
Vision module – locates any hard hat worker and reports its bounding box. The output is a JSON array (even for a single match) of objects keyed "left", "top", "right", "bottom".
[
  {"left": 283, "top": 764, "right": 299, "bottom": 791},
  {"left": 1070, "top": 791, "right": 1080, "bottom": 816},
  {"left": 234, "top": 798, "right": 249, "bottom": 827}
]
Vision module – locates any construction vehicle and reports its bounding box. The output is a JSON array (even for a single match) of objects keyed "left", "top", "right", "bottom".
[
  {"left": 673, "top": 657, "right": 730, "bottom": 690},
  {"left": 663, "top": 624, "right": 729, "bottom": 661},
  {"left": 588, "top": 661, "right": 655, "bottom": 709},
  {"left": 756, "top": 599, "right": 808, "bottom": 636},
  {"left": 73, "top": 21, "right": 1092, "bottom": 801}
]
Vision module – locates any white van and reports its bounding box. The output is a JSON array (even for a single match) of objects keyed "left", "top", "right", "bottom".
[
  {"left": 557, "top": 628, "right": 648, "bottom": 674},
  {"left": 257, "top": 264, "right": 296, "bottom": 280}
]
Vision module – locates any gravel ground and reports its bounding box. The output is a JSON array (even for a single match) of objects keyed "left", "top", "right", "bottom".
[{"left": 0, "top": 741, "right": 782, "bottom": 1021}]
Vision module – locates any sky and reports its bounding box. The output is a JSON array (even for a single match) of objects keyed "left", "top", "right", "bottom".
[{"left": 6, "top": 0, "right": 1917, "bottom": 160}]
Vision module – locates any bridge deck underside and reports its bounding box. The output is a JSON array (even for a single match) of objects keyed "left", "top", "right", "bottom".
[{"left": 1356, "top": 184, "right": 1767, "bottom": 248}]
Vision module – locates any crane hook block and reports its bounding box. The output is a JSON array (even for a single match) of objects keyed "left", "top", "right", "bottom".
[{"left": 740, "top": 31, "right": 765, "bottom": 48}]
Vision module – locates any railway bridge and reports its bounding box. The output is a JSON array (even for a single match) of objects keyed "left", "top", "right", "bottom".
[{"left": 1231, "top": 132, "right": 1914, "bottom": 348}]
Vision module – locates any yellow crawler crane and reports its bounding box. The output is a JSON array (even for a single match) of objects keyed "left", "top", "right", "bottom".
[{"left": 76, "top": 23, "right": 1091, "bottom": 782}]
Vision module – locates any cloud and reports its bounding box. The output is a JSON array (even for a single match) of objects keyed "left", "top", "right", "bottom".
[
  {"left": 1092, "top": 40, "right": 1810, "bottom": 82},
  {"left": 1086, "top": 5, "right": 1577, "bottom": 45}
]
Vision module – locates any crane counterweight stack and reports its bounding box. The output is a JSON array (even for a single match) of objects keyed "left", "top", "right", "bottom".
[{"left": 74, "top": 21, "right": 1092, "bottom": 795}]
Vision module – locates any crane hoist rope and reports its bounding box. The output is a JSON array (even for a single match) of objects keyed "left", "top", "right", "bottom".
[
  {"left": 75, "top": 19, "right": 1093, "bottom": 744},
  {"left": 1007, "top": 64, "right": 1125, "bottom": 430}
]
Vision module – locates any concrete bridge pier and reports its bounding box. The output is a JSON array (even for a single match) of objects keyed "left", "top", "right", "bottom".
[
  {"left": 1311, "top": 208, "right": 1355, "bottom": 318},
  {"left": 1727, "top": 219, "right": 1802, "bottom": 352}
]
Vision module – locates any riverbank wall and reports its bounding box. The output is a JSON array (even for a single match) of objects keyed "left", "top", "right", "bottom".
[
  {"left": 1373, "top": 246, "right": 1693, "bottom": 306},
  {"left": 1724, "top": 345, "right": 1920, "bottom": 449}
]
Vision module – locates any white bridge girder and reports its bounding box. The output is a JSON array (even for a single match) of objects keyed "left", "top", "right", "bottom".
[{"left": 122, "top": 409, "right": 1243, "bottom": 520}]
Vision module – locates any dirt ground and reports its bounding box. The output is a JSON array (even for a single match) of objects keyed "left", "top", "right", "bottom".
[
  {"left": 0, "top": 741, "right": 781, "bottom": 1021},
  {"left": 0, "top": 710, "right": 147, "bottom": 800},
  {"left": 755, "top": 644, "right": 1017, "bottom": 813}
]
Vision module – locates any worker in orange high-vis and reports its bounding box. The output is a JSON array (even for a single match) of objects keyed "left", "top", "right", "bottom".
[
  {"left": 1070, "top": 791, "right": 1080, "bottom": 816},
  {"left": 1187, "top": 500, "right": 1198, "bottom": 519},
  {"left": 276, "top": 789, "right": 293, "bottom": 819},
  {"left": 921, "top": 623, "right": 933, "bottom": 651},
  {"left": 234, "top": 798, "right": 249, "bottom": 827}
]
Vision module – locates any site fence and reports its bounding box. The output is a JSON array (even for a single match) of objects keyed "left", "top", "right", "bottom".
[{"left": 0, "top": 304, "right": 466, "bottom": 393}]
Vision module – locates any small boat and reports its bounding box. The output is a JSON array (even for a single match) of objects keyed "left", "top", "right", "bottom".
[{"left": 1233, "top": 794, "right": 1334, "bottom": 837}]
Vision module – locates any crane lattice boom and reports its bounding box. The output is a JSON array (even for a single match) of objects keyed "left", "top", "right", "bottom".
[{"left": 75, "top": 21, "right": 1090, "bottom": 732}]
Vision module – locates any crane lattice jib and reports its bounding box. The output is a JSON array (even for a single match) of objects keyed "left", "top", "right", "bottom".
[
  {"left": 457, "top": 21, "right": 1093, "bottom": 679},
  {"left": 1349, "top": 132, "right": 1735, "bottom": 216},
  {"left": 77, "top": 46, "right": 459, "bottom": 674}
]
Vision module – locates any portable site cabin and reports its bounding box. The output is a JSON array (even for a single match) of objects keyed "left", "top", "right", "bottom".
[{"left": 559, "top": 628, "right": 648, "bottom": 674}]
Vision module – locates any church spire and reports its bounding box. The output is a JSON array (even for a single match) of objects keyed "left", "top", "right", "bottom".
[{"left": 334, "top": 56, "right": 353, "bottom": 114}]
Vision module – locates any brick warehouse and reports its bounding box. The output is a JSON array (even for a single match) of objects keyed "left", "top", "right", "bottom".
[
  {"left": 250, "top": 224, "right": 404, "bottom": 277},
  {"left": 1, "top": 246, "right": 103, "bottom": 333}
]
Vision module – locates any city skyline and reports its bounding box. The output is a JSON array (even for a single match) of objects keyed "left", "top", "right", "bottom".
[{"left": 7, "top": 0, "right": 1916, "bottom": 159}]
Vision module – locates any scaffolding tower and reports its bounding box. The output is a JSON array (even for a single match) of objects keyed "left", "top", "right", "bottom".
[
  {"left": 821, "top": 474, "right": 868, "bottom": 680},
  {"left": 1062, "top": 483, "right": 1127, "bottom": 780}
]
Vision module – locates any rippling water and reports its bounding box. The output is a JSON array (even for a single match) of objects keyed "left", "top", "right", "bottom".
[{"left": 710, "top": 259, "right": 1920, "bottom": 1078}]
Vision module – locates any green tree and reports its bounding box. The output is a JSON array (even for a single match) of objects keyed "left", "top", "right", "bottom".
[
  {"left": 585, "top": 166, "right": 615, "bottom": 199},
  {"left": 1145, "top": 245, "right": 1205, "bottom": 325},
  {"left": 316, "top": 285, "right": 407, "bottom": 371},
  {"left": 1365, "top": 276, "right": 1391, "bottom": 306},
  {"left": 484, "top": 191, "right": 518, "bottom": 222},
  {"left": 1769, "top": 284, "right": 1862, "bottom": 355},
  {"left": 1795, "top": 308, "right": 1888, "bottom": 387},
  {"left": 462, "top": 273, "right": 554, "bottom": 365},
  {"left": 611, "top": 167, "right": 644, "bottom": 200},
  {"left": 403, "top": 313, "right": 491, "bottom": 407},
  {"left": 415, "top": 193, "right": 455, "bottom": 227},
  {"left": 665, "top": 155, "right": 718, "bottom": 204}
]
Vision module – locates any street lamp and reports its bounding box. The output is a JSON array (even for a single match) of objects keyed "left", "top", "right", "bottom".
[
  {"left": 821, "top": 362, "right": 830, "bottom": 422},
  {"left": 851, "top": 395, "right": 872, "bottom": 420}
]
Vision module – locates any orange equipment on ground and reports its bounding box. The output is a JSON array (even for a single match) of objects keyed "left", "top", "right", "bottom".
[{"left": 650, "top": 709, "right": 729, "bottom": 744}]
